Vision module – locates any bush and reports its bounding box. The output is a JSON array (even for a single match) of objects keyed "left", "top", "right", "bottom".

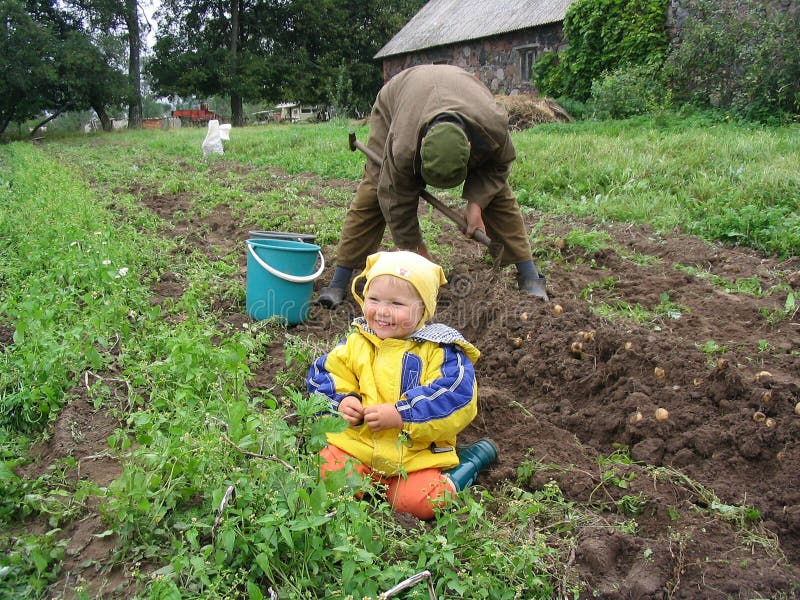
[
  {"left": 531, "top": 51, "right": 567, "bottom": 99},
  {"left": 553, "top": 97, "right": 589, "bottom": 121},
  {"left": 533, "top": 0, "right": 670, "bottom": 101},
  {"left": 665, "top": 0, "right": 800, "bottom": 122},
  {"left": 590, "top": 63, "right": 669, "bottom": 119}
]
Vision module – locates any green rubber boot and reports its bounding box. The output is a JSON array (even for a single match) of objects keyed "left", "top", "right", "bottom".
[{"left": 443, "top": 439, "right": 498, "bottom": 491}]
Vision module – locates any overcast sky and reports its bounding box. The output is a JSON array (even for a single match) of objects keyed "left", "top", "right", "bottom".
[{"left": 143, "top": 1, "right": 158, "bottom": 49}]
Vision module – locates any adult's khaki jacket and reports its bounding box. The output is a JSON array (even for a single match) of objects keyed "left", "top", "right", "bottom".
[{"left": 365, "top": 64, "right": 516, "bottom": 249}]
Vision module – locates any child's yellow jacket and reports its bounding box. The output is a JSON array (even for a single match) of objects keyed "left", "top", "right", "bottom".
[{"left": 307, "top": 318, "right": 480, "bottom": 475}]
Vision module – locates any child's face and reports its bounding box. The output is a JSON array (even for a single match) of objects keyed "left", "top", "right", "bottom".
[{"left": 363, "top": 275, "right": 425, "bottom": 340}]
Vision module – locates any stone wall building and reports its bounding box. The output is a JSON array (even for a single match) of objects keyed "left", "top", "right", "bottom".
[
  {"left": 374, "top": 0, "right": 575, "bottom": 95},
  {"left": 376, "top": 0, "right": 800, "bottom": 95}
]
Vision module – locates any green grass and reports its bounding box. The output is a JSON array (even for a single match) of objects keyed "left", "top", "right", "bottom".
[
  {"left": 563, "top": 229, "right": 612, "bottom": 254},
  {"left": 56, "top": 114, "right": 800, "bottom": 256},
  {"left": 512, "top": 115, "right": 800, "bottom": 257},
  {"left": 0, "top": 144, "right": 165, "bottom": 433},
  {"left": 129, "top": 120, "right": 367, "bottom": 179},
  {"left": 674, "top": 264, "right": 766, "bottom": 295}
]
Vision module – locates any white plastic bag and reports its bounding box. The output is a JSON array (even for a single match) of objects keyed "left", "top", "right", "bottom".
[{"left": 202, "top": 119, "right": 224, "bottom": 157}]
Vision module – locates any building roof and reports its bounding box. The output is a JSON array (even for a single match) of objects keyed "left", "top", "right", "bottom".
[{"left": 375, "top": 0, "right": 574, "bottom": 59}]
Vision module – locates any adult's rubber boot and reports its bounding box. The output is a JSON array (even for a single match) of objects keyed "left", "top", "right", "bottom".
[
  {"left": 517, "top": 274, "right": 549, "bottom": 302},
  {"left": 316, "top": 286, "right": 346, "bottom": 308},
  {"left": 443, "top": 439, "right": 498, "bottom": 492}
]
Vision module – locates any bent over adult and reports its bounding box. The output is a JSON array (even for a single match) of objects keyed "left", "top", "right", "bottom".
[{"left": 317, "top": 64, "right": 548, "bottom": 307}]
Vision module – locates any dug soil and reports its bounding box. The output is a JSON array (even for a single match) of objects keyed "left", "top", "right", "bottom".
[{"left": 27, "top": 159, "right": 800, "bottom": 598}]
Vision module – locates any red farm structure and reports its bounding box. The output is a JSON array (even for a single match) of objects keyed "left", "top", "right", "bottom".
[{"left": 171, "top": 102, "right": 217, "bottom": 125}]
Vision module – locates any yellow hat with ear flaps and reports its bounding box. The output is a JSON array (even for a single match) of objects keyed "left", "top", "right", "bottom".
[{"left": 352, "top": 251, "right": 447, "bottom": 325}]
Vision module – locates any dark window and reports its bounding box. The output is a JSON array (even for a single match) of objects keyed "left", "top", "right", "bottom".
[{"left": 517, "top": 45, "right": 540, "bottom": 81}]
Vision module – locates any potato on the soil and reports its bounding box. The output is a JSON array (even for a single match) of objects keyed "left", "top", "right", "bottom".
[
  {"left": 765, "top": 417, "right": 776, "bottom": 428},
  {"left": 753, "top": 411, "right": 767, "bottom": 423},
  {"left": 511, "top": 337, "right": 523, "bottom": 348},
  {"left": 654, "top": 366, "right": 666, "bottom": 381},
  {"left": 570, "top": 341, "right": 584, "bottom": 358},
  {"left": 754, "top": 370, "right": 772, "bottom": 383},
  {"left": 629, "top": 410, "right": 644, "bottom": 425},
  {"left": 655, "top": 407, "right": 670, "bottom": 421},
  {"left": 795, "top": 401, "right": 800, "bottom": 416},
  {"left": 553, "top": 304, "right": 564, "bottom": 315}
]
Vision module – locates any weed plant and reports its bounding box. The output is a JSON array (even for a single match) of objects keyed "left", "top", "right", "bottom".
[{"left": 0, "top": 145, "right": 164, "bottom": 433}]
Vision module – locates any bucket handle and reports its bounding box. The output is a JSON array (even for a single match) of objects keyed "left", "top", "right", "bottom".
[{"left": 247, "top": 241, "right": 325, "bottom": 284}]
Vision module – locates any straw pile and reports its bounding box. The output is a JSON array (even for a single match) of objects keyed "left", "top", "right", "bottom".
[{"left": 495, "top": 95, "right": 573, "bottom": 131}]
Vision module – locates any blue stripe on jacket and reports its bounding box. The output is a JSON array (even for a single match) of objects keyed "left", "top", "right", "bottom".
[
  {"left": 396, "top": 345, "right": 474, "bottom": 423},
  {"left": 307, "top": 353, "right": 348, "bottom": 410},
  {"left": 400, "top": 352, "right": 422, "bottom": 394}
]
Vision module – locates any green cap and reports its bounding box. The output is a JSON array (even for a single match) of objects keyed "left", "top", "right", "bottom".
[{"left": 420, "top": 122, "right": 469, "bottom": 189}]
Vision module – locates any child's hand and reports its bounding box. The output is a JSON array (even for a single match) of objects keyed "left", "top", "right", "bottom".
[
  {"left": 363, "top": 404, "right": 402, "bottom": 432},
  {"left": 338, "top": 395, "right": 365, "bottom": 425}
]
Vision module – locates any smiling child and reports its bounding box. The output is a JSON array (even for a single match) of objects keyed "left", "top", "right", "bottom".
[{"left": 307, "top": 251, "right": 494, "bottom": 519}]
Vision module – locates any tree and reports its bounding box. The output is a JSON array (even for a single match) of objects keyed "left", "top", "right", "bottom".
[
  {"left": 0, "top": 0, "right": 57, "bottom": 134},
  {"left": 148, "top": 0, "right": 278, "bottom": 126},
  {"left": 124, "top": 0, "right": 142, "bottom": 127},
  {"left": 279, "top": 0, "right": 424, "bottom": 114},
  {"left": 0, "top": 0, "right": 127, "bottom": 136},
  {"left": 70, "top": 0, "right": 147, "bottom": 128},
  {"left": 52, "top": 30, "right": 128, "bottom": 131},
  {"left": 147, "top": 0, "right": 425, "bottom": 125},
  {"left": 147, "top": 0, "right": 258, "bottom": 125}
]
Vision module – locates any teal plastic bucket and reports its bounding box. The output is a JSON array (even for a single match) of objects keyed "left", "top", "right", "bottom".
[
  {"left": 246, "top": 238, "right": 325, "bottom": 324},
  {"left": 248, "top": 230, "right": 317, "bottom": 244}
]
